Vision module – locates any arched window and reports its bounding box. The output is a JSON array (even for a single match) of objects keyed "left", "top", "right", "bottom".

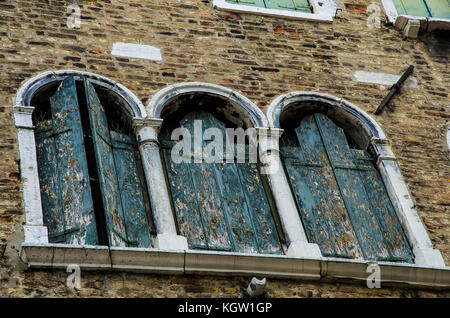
[
  {"left": 280, "top": 112, "right": 413, "bottom": 262},
  {"left": 32, "top": 75, "right": 153, "bottom": 247},
  {"left": 158, "top": 95, "right": 283, "bottom": 254}
]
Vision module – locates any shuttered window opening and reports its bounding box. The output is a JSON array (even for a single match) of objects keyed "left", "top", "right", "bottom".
[
  {"left": 280, "top": 113, "right": 413, "bottom": 262},
  {"left": 225, "top": 0, "right": 312, "bottom": 13},
  {"left": 160, "top": 110, "right": 283, "bottom": 254},
  {"left": 392, "top": 0, "right": 450, "bottom": 20},
  {"left": 33, "top": 76, "right": 153, "bottom": 247}
]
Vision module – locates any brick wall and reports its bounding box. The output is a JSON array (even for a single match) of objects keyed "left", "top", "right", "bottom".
[{"left": 0, "top": 0, "right": 448, "bottom": 297}]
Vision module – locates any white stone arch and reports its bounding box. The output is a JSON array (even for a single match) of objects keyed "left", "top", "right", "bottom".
[
  {"left": 267, "top": 91, "right": 445, "bottom": 267},
  {"left": 147, "top": 82, "right": 268, "bottom": 128},
  {"left": 13, "top": 70, "right": 146, "bottom": 245},
  {"left": 268, "top": 91, "right": 386, "bottom": 149},
  {"left": 15, "top": 69, "right": 146, "bottom": 118}
]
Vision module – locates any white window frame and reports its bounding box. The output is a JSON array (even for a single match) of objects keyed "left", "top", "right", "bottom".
[
  {"left": 15, "top": 74, "right": 449, "bottom": 288},
  {"left": 213, "top": 0, "right": 337, "bottom": 22},
  {"left": 381, "top": 0, "right": 450, "bottom": 32}
]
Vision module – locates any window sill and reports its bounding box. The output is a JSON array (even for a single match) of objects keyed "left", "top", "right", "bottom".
[
  {"left": 394, "top": 15, "right": 450, "bottom": 32},
  {"left": 381, "top": 0, "right": 450, "bottom": 33},
  {"left": 212, "top": 0, "right": 334, "bottom": 23},
  {"left": 20, "top": 243, "right": 450, "bottom": 289}
]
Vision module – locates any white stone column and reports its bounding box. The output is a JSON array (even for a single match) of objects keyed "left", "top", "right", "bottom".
[
  {"left": 257, "top": 127, "right": 322, "bottom": 259},
  {"left": 13, "top": 106, "right": 48, "bottom": 244},
  {"left": 133, "top": 118, "right": 188, "bottom": 250},
  {"left": 370, "top": 138, "right": 445, "bottom": 267}
]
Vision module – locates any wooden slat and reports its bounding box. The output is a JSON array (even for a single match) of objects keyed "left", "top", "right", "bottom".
[{"left": 47, "top": 76, "right": 98, "bottom": 245}]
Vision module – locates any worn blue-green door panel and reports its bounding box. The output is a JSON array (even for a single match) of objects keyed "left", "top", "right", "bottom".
[
  {"left": 84, "top": 79, "right": 129, "bottom": 247},
  {"left": 315, "top": 113, "right": 399, "bottom": 261},
  {"left": 353, "top": 150, "right": 413, "bottom": 262},
  {"left": 160, "top": 116, "right": 209, "bottom": 250},
  {"left": 198, "top": 111, "right": 282, "bottom": 254},
  {"left": 201, "top": 113, "right": 255, "bottom": 253},
  {"left": 35, "top": 119, "right": 65, "bottom": 243},
  {"left": 265, "top": 0, "right": 311, "bottom": 12},
  {"left": 425, "top": 0, "right": 450, "bottom": 19},
  {"left": 294, "top": 116, "right": 362, "bottom": 259},
  {"left": 314, "top": 113, "right": 388, "bottom": 260},
  {"left": 187, "top": 112, "right": 232, "bottom": 251},
  {"left": 392, "top": 0, "right": 431, "bottom": 16},
  {"left": 332, "top": 168, "right": 390, "bottom": 260},
  {"left": 189, "top": 161, "right": 232, "bottom": 251},
  {"left": 282, "top": 112, "right": 413, "bottom": 262},
  {"left": 162, "top": 112, "right": 232, "bottom": 251},
  {"left": 225, "top": 0, "right": 266, "bottom": 8},
  {"left": 162, "top": 147, "right": 208, "bottom": 249},
  {"left": 213, "top": 160, "right": 257, "bottom": 253},
  {"left": 162, "top": 110, "right": 282, "bottom": 254},
  {"left": 47, "top": 76, "right": 98, "bottom": 245},
  {"left": 235, "top": 159, "right": 283, "bottom": 254},
  {"left": 282, "top": 116, "right": 362, "bottom": 259},
  {"left": 110, "top": 131, "right": 152, "bottom": 248}
]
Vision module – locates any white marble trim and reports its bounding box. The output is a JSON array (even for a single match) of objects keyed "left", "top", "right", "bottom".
[
  {"left": 20, "top": 243, "right": 450, "bottom": 288},
  {"left": 213, "top": 0, "right": 335, "bottom": 22}
]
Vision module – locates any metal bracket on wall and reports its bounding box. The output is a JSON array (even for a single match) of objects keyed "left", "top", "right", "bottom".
[
  {"left": 0, "top": 244, "right": 6, "bottom": 259},
  {"left": 375, "top": 65, "right": 415, "bottom": 115}
]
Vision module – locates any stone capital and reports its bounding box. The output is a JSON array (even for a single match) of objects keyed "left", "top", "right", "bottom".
[{"left": 132, "top": 117, "right": 164, "bottom": 144}]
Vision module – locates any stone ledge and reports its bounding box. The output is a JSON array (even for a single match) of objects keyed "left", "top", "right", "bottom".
[
  {"left": 20, "top": 243, "right": 450, "bottom": 289},
  {"left": 381, "top": 0, "right": 450, "bottom": 33},
  {"left": 212, "top": 0, "right": 334, "bottom": 22}
]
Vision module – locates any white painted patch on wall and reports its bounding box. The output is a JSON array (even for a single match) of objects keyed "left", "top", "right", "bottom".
[
  {"left": 111, "top": 42, "right": 162, "bottom": 61},
  {"left": 447, "top": 126, "right": 450, "bottom": 153},
  {"left": 354, "top": 70, "right": 417, "bottom": 88}
]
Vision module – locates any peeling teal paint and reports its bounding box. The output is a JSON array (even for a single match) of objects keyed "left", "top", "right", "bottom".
[{"left": 281, "top": 113, "right": 413, "bottom": 262}]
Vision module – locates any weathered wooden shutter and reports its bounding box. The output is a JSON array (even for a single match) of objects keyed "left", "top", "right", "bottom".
[
  {"left": 225, "top": 0, "right": 311, "bottom": 12},
  {"left": 425, "top": 0, "right": 450, "bottom": 19},
  {"left": 265, "top": 0, "right": 311, "bottom": 12},
  {"left": 281, "top": 116, "right": 362, "bottom": 259},
  {"left": 162, "top": 111, "right": 282, "bottom": 254},
  {"left": 35, "top": 76, "right": 98, "bottom": 244},
  {"left": 392, "top": 0, "right": 431, "bottom": 17},
  {"left": 225, "top": 0, "right": 266, "bottom": 8},
  {"left": 281, "top": 114, "right": 413, "bottom": 262},
  {"left": 84, "top": 79, "right": 151, "bottom": 247}
]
